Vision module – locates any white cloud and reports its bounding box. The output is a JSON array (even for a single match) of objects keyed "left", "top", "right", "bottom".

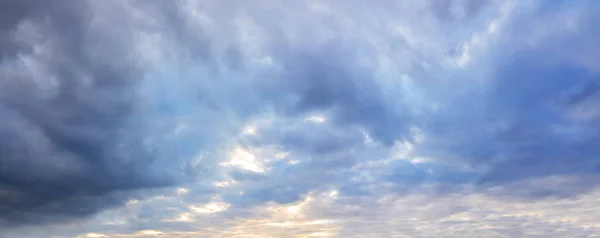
[
  {"left": 190, "top": 202, "right": 230, "bottom": 214},
  {"left": 305, "top": 114, "right": 327, "bottom": 124},
  {"left": 221, "top": 147, "right": 266, "bottom": 173}
]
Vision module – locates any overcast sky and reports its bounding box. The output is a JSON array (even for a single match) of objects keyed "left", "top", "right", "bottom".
[{"left": 1, "top": 0, "right": 600, "bottom": 237}]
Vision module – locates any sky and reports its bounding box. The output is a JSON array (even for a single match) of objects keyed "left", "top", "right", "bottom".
[{"left": 1, "top": 0, "right": 600, "bottom": 237}]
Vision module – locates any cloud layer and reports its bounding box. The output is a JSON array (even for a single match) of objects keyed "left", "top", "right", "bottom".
[{"left": 1, "top": 0, "right": 599, "bottom": 236}]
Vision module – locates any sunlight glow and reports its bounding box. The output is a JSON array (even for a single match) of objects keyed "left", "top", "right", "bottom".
[
  {"left": 215, "top": 181, "right": 233, "bottom": 187},
  {"left": 136, "top": 230, "right": 164, "bottom": 236},
  {"left": 82, "top": 233, "right": 106, "bottom": 238},
  {"left": 177, "top": 213, "right": 194, "bottom": 222},
  {"left": 190, "top": 202, "right": 230, "bottom": 214},
  {"left": 287, "top": 205, "right": 301, "bottom": 215},
  {"left": 328, "top": 190, "right": 338, "bottom": 199},
  {"left": 221, "top": 147, "right": 265, "bottom": 173},
  {"left": 305, "top": 114, "right": 327, "bottom": 124},
  {"left": 176, "top": 188, "right": 189, "bottom": 195},
  {"left": 243, "top": 125, "right": 257, "bottom": 135}
]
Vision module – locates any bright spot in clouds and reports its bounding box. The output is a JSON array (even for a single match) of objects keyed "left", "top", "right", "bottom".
[
  {"left": 215, "top": 180, "right": 236, "bottom": 187},
  {"left": 137, "top": 230, "right": 164, "bottom": 236},
  {"left": 221, "top": 147, "right": 265, "bottom": 173},
  {"left": 243, "top": 125, "right": 257, "bottom": 135},
  {"left": 82, "top": 233, "right": 106, "bottom": 238},
  {"left": 176, "top": 188, "right": 189, "bottom": 195},
  {"left": 190, "top": 202, "right": 231, "bottom": 214},
  {"left": 306, "top": 114, "right": 327, "bottom": 124},
  {"left": 287, "top": 205, "right": 301, "bottom": 215}
]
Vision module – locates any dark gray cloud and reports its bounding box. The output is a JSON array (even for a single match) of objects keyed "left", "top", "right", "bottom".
[{"left": 0, "top": 0, "right": 174, "bottom": 226}]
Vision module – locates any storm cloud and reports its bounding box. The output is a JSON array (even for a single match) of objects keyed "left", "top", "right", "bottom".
[{"left": 0, "top": 0, "right": 174, "bottom": 226}]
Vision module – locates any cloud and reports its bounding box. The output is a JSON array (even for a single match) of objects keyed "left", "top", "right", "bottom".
[
  {"left": 155, "top": 0, "right": 600, "bottom": 206},
  {"left": 199, "top": 0, "right": 600, "bottom": 201},
  {"left": 0, "top": 0, "right": 175, "bottom": 226},
  {"left": 2, "top": 0, "right": 600, "bottom": 236},
  {"left": 9, "top": 185, "right": 600, "bottom": 237},
  {"left": 408, "top": 0, "right": 600, "bottom": 192}
]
